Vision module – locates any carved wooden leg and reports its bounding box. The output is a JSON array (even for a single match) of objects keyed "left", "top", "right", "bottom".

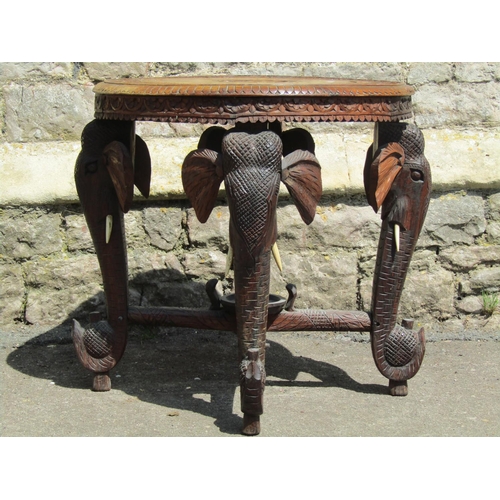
[
  {"left": 182, "top": 124, "right": 322, "bottom": 434},
  {"left": 73, "top": 119, "right": 151, "bottom": 390},
  {"left": 222, "top": 130, "right": 282, "bottom": 435},
  {"left": 364, "top": 122, "right": 432, "bottom": 394}
]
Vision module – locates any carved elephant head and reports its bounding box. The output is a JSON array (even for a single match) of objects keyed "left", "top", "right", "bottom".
[
  {"left": 182, "top": 126, "right": 322, "bottom": 360},
  {"left": 364, "top": 123, "right": 431, "bottom": 252},
  {"left": 72, "top": 119, "right": 151, "bottom": 389},
  {"left": 364, "top": 122, "right": 432, "bottom": 385}
]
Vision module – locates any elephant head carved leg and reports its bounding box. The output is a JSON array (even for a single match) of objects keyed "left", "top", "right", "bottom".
[
  {"left": 364, "top": 122, "right": 431, "bottom": 395},
  {"left": 73, "top": 119, "right": 151, "bottom": 391},
  {"left": 183, "top": 126, "right": 321, "bottom": 434},
  {"left": 223, "top": 130, "right": 282, "bottom": 435}
]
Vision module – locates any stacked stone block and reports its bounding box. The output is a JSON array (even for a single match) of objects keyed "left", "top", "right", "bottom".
[{"left": 1, "top": 62, "right": 499, "bottom": 336}]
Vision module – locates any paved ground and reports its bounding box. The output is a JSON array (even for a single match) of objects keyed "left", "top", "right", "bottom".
[{"left": 1, "top": 323, "right": 499, "bottom": 437}]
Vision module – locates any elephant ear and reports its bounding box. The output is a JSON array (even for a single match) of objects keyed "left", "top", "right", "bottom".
[
  {"left": 182, "top": 149, "right": 223, "bottom": 223},
  {"left": 281, "top": 128, "right": 316, "bottom": 156},
  {"left": 102, "top": 141, "right": 134, "bottom": 213},
  {"left": 197, "top": 126, "right": 227, "bottom": 152},
  {"left": 281, "top": 150, "right": 322, "bottom": 225},
  {"left": 364, "top": 142, "right": 405, "bottom": 213},
  {"left": 133, "top": 134, "right": 151, "bottom": 199}
]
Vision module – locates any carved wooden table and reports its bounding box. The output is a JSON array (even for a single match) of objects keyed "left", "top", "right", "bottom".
[{"left": 73, "top": 76, "right": 431, "bottom": 435}]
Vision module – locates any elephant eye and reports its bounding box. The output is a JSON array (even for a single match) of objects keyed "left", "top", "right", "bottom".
[
  {"left": 85, "top": 161, "right": 98, "bottom": 174},
  {"left": 410, "top": 169, "right": 424, "bottom": 182}
]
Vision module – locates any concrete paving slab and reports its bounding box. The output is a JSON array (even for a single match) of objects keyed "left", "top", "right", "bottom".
[{"left": 1, "top": 325, "right": 499, "bottom": 437}]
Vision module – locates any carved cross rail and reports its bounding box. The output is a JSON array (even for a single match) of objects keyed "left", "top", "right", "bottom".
[{"left": 127, "top": 306, "right": 372, "bottom": 332}]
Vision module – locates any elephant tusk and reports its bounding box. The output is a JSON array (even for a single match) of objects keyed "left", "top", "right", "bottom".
[
  {"left": 225, "top": 245, "right": 233, "bottom": 278},
  {"left": 105, "top": 215, "right": 113, "bottom": 244},
  {"left": 272, "top": 242, "right": 283, "bottom": 273},
  {"left": 394, "top": 223, "right": 400, "bottom": 252}
]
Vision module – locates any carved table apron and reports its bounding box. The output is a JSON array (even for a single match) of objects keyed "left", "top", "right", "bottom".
[{"left": 73, "top": 76, "right": 431, "bottom": 435}]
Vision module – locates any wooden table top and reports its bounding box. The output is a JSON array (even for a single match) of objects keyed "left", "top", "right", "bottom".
[{"left": 93, "top": 76, "right": 414, "bottom": 124}]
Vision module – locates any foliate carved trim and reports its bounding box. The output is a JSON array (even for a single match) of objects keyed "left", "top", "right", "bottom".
[{"left": 94, "top": 94, "right": 413, "bottom": 124}]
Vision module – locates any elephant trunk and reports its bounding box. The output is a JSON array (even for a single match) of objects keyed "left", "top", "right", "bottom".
[
  {"left": 77, "top": 178, "right": 129, "bottom": 361},
  {"left": 234, "top": 247, "right": 272, "bottom": 362},
  {"left": 234, "top": 246, "right": 271, "bottom": 426},
  {"left": 371, "top": 216, "right": 425, "bottom": 381}
]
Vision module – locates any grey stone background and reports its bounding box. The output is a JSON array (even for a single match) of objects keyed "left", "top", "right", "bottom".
[{"left": 1, "top": 62, "right": 499, "bottom": 337}]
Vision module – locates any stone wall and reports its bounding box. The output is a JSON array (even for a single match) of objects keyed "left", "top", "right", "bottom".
[{"left": 1, "top": 62, "right": 499, "bottom": 336}]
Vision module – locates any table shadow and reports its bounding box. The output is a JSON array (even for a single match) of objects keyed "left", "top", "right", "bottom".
[{"left": 6, "top": 322, "right": 387, "bottom": 436}]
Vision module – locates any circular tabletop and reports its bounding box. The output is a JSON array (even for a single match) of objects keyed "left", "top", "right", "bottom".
[{"left": 94, "top": 76, "right": 414, "bottom": 124}]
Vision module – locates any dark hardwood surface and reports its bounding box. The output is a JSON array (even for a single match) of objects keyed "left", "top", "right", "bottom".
[{"left": 93, "top": 76, "right": 414, "bottom": 124}]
